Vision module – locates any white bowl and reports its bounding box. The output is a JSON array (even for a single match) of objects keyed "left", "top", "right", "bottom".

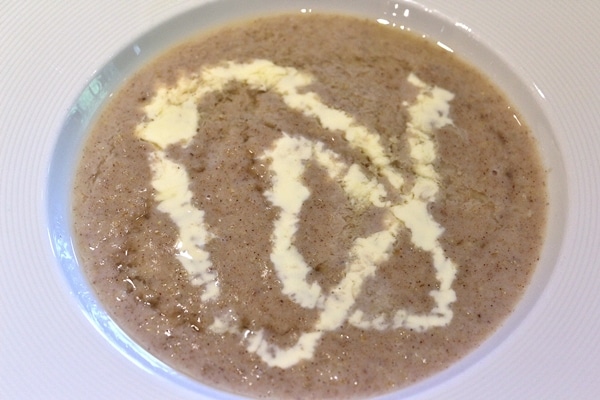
[{"left": 3, "top": 0, "right": 598, "bottom": 399}]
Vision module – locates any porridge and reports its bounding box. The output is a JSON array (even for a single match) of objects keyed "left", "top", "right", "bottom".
[{"left": 72, "top": 13, "right": 547, "bottom": 399}]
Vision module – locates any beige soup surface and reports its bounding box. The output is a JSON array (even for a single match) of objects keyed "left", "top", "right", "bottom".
[{"left": 72, "top": 13, "right": 547, "bottom": 399}]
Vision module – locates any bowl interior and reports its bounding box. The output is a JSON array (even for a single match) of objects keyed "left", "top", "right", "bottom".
[{"left": 46, "top": 1, "right": 567, "bottom": 398}]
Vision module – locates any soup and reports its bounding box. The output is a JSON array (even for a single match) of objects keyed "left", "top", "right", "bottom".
[{"left": 72, "top": 13, "right": 547, "bottom": 399}]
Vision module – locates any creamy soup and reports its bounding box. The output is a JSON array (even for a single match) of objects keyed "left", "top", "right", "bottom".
[{"left": 72, "top": 13, "right": 547, "bottom": 399}]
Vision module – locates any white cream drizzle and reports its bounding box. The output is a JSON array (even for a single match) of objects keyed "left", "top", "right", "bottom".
[
  {"left": 134, "top": 59, "right": 458, "bottom": 368},
  {"left": 148, "top": 150, "right": 218, "bottom": 301}
]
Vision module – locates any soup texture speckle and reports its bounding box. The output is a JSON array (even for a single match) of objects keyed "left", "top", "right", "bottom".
[{"left": 72, "top": 13, "right": 547, "bottom": 399}]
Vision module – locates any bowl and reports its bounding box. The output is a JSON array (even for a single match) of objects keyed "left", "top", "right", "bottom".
[{"left": 46, "top": 0, "right": 567, "bottom": 398}]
